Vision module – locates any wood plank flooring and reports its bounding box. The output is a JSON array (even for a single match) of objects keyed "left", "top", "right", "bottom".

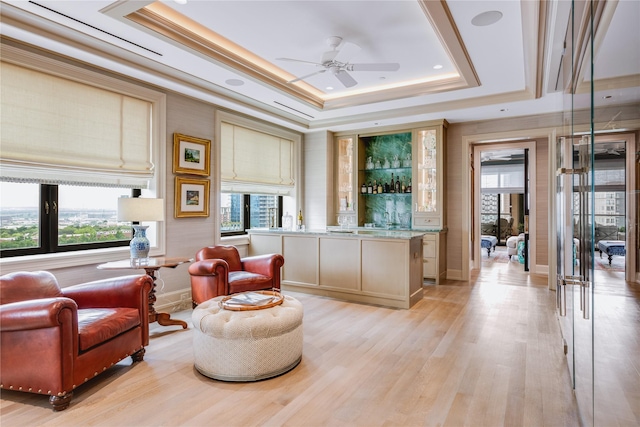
[{"left": 3, "top": 259, "right": 636, "bottom": 426}]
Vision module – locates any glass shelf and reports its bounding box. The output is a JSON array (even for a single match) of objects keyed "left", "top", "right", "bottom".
[
  {"left": 360, "top": 193, "right": 411, "bottom": 196},
  {"left": 361, "top": 167, "right": 412, "bottom": 173}
]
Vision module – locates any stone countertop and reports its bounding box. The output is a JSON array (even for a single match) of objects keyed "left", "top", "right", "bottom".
[{"left": 249, "top": 227, "right": 442, "bottom": 239}]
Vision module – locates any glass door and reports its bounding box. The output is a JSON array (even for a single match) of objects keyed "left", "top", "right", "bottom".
[
  {"left": 555, "top": 2, "right": 596, "bottom": 424},
  {"left": 556, "top": 134, "right": 596, "bottom": 426}
]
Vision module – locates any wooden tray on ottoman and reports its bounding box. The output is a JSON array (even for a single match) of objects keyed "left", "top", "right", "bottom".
[{"left": 219, "top": 290, "right": 284, "bottom": 311}]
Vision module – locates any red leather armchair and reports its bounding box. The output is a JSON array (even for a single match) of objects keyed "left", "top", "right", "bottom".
[
  {"left": 0, "top": 271, "right": 153, "bottom": 411},
  {"left": 188, "top": 245, "right": 284, "bottom": 306}
]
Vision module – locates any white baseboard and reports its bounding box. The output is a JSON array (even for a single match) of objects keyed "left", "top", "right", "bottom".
[{"left": 155, "top": 288, "right": 192, "bottom": 312}]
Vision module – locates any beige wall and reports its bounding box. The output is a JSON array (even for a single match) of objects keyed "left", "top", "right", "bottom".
[
  {"left": 304, "top": 130, "right": 332, "bottom": 230},
  {"left": 446, "top": 116, "right": 563, "bottom": 277}
]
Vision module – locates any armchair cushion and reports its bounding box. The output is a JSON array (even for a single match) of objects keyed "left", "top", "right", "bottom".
[{"left": 77, "top": 308, "right": 140, "bottom": 351}]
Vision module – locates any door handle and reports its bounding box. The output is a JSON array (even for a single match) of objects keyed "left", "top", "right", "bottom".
[
  {"left": 580, "top": 280, "right": 590, "bottom": 320},
  {"left": 558, "top": 275, "right": 590, "bottom": 320},
  {"left": 557, "top": 276, "right": 566, "bottom": 316}
]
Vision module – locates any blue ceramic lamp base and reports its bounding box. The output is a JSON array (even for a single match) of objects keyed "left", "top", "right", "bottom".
[{"left": 129, "top": 225, "right": 150, "bottom": 260}]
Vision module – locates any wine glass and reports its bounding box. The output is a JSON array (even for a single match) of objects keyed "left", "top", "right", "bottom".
[
  {"left": 346, "top": 216, "right": 354, "bottom": 229},
  {"left": 337, "top": 215, "right": 345, "bottom": 229}
]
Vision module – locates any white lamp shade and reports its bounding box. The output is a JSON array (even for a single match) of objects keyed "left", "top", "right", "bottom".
[{"left": 118, "top": 197, "right": 165, "bottom": 222}]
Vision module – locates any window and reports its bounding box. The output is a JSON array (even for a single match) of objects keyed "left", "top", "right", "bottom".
[
  {"left": 220, "top": 193, "right": 282, "bottom": 235},
  {"left": 0, "top": 182, "right": 134, "bottom": 257},
  {"left": 0, "top": 47, "right": 166, "bottom": 264}
]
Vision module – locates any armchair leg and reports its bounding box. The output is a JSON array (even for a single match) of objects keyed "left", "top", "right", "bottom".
[
  {"left": 131, "top": 348, "right": 146, "bottom": 363},
  {"left": 50, "top": 393, "right": 73, "bottom": 411}
]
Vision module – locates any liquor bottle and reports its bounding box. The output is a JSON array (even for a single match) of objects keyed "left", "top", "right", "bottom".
[
  {"left": 377, "top": 181, "right": 383, "bottom": 194},
  {"left": 394, "top": 175, "right": 401, "bottom": 193},
  {"left": 407, "top": 178, "right": 412, "bottom": 193},
  {"left": 390, "top": 173, "right": 395, "bottom": 193},
  {"left": 367, "top": 181, "right": 373, "bottom": 194},
  {"left": 361, "top": 183, "right": 367, "bottom": 194},
  {"left": 401, "top": 176, "right": 406, "bottom": 193},
  {"left": 384, "top": 180, "right": 389, "bottom": 193},
  {"left": 372, "top": 180, "right": 377, "bottom": 194},
  {"left": 297, "top": 210, "right": 303, "bottom": 229}
]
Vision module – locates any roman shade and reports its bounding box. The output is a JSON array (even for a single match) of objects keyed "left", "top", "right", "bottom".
[
  {"left": 481, "top": 163, "right": 525, "bottom": 194},
  {"left": 0, "top": 61, "right": 154, "bottom": 188},
  {"left": 221, "top": 122, "right": 295, "bottom": 195}
]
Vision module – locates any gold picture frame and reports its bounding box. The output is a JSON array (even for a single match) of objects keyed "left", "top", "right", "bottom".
[
  {"left": 172, "top": 133, "right": 211, "bottom": 176},
  {"left": 175, "top": 177, "right": 210, "bottom": 218}
]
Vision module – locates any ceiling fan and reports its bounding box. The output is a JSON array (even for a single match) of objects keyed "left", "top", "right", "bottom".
[{"left": 276, "top": 36, "right": 400, "bottom": 88}]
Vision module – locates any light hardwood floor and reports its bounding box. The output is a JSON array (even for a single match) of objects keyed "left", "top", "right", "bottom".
[{"left": 3, "top": 258, "right": 635, "bottom": 426}]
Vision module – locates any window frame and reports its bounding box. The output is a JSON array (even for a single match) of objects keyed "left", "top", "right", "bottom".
[
  {"left": 221, "top": 193, "right": 284, "bottom": 236},
  {"left": 1, "top": 185, "right": 142, "bottom": 258}
]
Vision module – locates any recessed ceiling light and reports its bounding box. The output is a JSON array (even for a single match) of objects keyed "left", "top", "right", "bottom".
[
  {"left": 433, "top": 64, "right": 443, "bottom": 70},
  {"left": 472, "top": 11, "right": 503, "bottom": 27},
  {"left": 225, "top": 79, "right": 244, "bottom": 86},
  {"left": 174, "top": 0, "right": 187, "bottom": 4},
  {"left": 326, "top": 86, "right": 334, "bottom": 91}
]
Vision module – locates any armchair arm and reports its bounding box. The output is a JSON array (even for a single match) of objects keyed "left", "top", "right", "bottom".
[
  {"left": 62, "top": 274, "right": 153, "bottom": 310},
  {"left": 241, "top": 254, "right": 285, "bottom": 277},
  {"left": 188, "top": 259, "right": 230, "bottom": 301},
  {"left": 0, "top": 298, "right": 77, "bottom": 332},
  {"left": 188, "top": 259, "right": 230, "bottom": 277}
]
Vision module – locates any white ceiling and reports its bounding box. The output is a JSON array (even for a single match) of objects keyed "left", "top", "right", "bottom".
[{"left": 1, "top": 0, "right": 638, "bottom": 133}]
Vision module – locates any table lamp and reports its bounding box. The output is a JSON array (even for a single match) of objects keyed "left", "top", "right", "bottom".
[{"left": 117, "top": 197, "right": 165, "bottom": 260}]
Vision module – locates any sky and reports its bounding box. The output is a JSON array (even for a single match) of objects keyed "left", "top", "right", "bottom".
[{"left": 0, "top": 182, "right": 129, "bottom": 210}]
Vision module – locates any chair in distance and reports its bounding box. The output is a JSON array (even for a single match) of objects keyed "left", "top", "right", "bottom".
[{"left": 188, "top": 245, "right": 284, "bottom": 307}]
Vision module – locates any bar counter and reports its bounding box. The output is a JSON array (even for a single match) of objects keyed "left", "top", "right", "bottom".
[{"left": 248, "top": 228, "right": 425, "bottom": 309}]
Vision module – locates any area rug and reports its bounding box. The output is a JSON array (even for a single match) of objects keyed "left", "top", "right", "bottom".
[
  {"left": 594, "top": 252, "right": 625, "bottom": 272},
  {"left": 482, "top": 248, "right": 512, "bottom": 264}
]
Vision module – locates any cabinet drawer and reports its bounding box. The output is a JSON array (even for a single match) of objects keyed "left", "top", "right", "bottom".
[
  {"left": 423, "top": 259, "right": 436, "bottom": 277},
  {"left": 414, "top": 216, "right": 441, "bottom": 227}
]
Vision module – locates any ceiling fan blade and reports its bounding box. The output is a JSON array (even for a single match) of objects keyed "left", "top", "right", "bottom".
[
  {"left": 334, "top": 70, "right": 357, "bottom": 88},
  {"left": 276, "top": 57, "right": 323, "bottom": 66},
  {"left": 350, "top": 63, "right": 400, "bottom": 72},
  {"left": 333, "top": 41, "right": 361, "bottom": 63},
  {"left": 287, "top": 69, "right": 326, "bottom": 83},
  {"left": 321, "top": 50, "right": 338, "bottom": 64}
]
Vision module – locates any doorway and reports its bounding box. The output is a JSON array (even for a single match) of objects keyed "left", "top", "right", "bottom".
[{"left": 472, "top": 141, "right": 536, "bottom": 273}]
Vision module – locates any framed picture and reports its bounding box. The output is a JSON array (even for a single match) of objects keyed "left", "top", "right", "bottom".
[
  {"left": 175, "top": 177, "right": 210, "bottom": 218},
  {"left": 173, "top": 133, "right": 211, "bottom": 176}
]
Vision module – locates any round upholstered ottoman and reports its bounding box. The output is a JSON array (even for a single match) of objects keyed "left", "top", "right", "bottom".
[{"left": 192, "top": 294, "right": 303, "bottom": 381}]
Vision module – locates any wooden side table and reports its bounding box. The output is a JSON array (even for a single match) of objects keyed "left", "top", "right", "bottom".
[{"left": 98, "top": 257, "right": 192, "bottom": 329}]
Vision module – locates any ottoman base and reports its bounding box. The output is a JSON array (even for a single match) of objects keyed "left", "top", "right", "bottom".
[
  {"left": 192, "top": 294, "right": 304, "bottom": 382},
  {"left": 195, "top": 355, "right": 302, "bottom": 382}
]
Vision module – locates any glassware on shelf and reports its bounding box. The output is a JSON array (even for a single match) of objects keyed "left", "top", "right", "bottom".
[
  {"left": 365, "top": 156, "right": 374, "bottom": 170},
  {"left": 392, "top": 154, "right": 400, "bottom": 168},
  {"left": 383, "top": 157, "right": 390, "bottom": 168},
  {"left": 402, "top": 153, "right": 412, "bottom": 168},
  {"left": 374, "top": 159, "right": 381, "bottom": 169}
]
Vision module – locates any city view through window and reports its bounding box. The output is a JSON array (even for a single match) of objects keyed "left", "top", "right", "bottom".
[{"left": 0, "top": 182, "right": 134, "bottom": 251}]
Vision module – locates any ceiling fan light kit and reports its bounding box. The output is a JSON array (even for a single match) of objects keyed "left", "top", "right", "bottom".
[{"left": 278, "top": 36, "right": 400, "bottom": 88}]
